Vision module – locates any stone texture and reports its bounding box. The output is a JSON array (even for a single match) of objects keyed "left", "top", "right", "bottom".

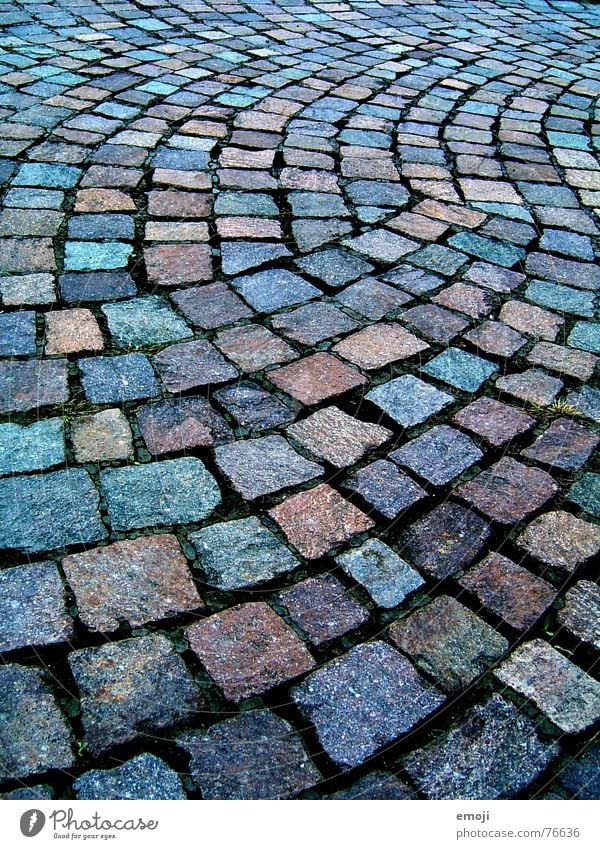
[
  {"left": 336, "top": 538, "right": 424, "bottom": 608},
  {"left": 269, "top": 353, "right": 366, "bottom": 405},
  {"left": 136, "top": 397, "right": 232, "bottom": 455},
  {"left": 390, "top": 596, "right": 509, "bottom": 692},
  {"left": 403, "top": 695, "right": 558, "bottom": 800},
  {"left": 0, "top": 358, "right": 68, "bottom": 413},
  {"left": 521, "top": 418, "right": 598, "bottom": 471},
  {"left": 213, "top": 380, "right": 295, "bottom": 431},
  {"left": 367, "top": 375, "right": 453, "bottom": 428},
  {"left": 189, "top": 517, "right": 299, "bottom": 591},
  {"left": 215, "top": 435, "right": 323, "bottom": 499},
  {"left": 558, "top": 581, "right": 600, "bottom": 650},
  {"left": 457, "top": 458, "right": 559, "bottom": 525},
  {"left": 62, "top": 534, "right": 201, "bottom": 632},
  {"left": 45, "top": 307, "right": 103, "bottom": 354},
  {"left": 344, "top": 459, "right": 427, "bottom": 520},
  {"left": 0, "top": 562, "right": 72, "bottom": 653},
  {"left": 214, "top": 323, "right": 296, "bottom": 372},
  {"left": 100, "top": 458, "right": 221, "bottom": 531},
  {"left": 0, "top": 418, "right": 64, "bottom": 475},
  {"left": 333, "top": 323, "right": 428, "bottom": 370},
  {"left": 179, "top": 711, "right": 320, "bottom": 800},
  {"left": 153, "top": 339, "right": 238, "bottom": 393},
  {"left": 0, "top": 468, "right": 106, "bottom": 554},
  {"left": 496, "top": 640, "right": 600, "bottom": 734},
  {"left": 459, "top": 553, "right": 556, "bottom": 631},
  {"left": 402, "top": 502, "right": 491, "bottom": 579},
  {"left": 186, "top": 602, "right": 315, "bottom": 702},
  {"left": 0, "top": 664, "right": 74, "bottom": 782},
  {"left": 70, "top": 408, "right": 133, "bottom": 462},
  {"left": 287, "top": 406, "right": 391, "bottom": 468},
  {"left": 74, "top": 754, "right": 186, "bottom": 801},
  {"left": 517, "top": 511, "right": 600, "bottom": 572},
  {"left": 275, "top": 575, "right": 368, "bottom": 644},
  {"left": 269, "top": 484, "right": 374, "bottom": 560},
  {"left": 293, "top": 642, "right": 445, "bottom": 767},
  {"left": 390, "top": 425, "right": 482, "bottom": 486},
  {"left": 70, "top": 634, "right": 202, "bottom": 754},
  {"left": 452, "top": 398, "right": 535, "bottom": 447}
]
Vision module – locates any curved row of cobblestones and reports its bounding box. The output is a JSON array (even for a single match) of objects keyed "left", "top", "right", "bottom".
[{"left": 0, "top": 0, "right": 599, "bottom": 801}]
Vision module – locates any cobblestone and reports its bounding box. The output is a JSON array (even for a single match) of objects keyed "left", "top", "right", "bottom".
[{"left": 2, "top": 0, "right": 600, "bottom": 801}]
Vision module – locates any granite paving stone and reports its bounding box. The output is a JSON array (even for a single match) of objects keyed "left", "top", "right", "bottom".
[
  {"left": 287, "top": 406, "right": 391, "bottom": 468},
  {"left": 152, "top": 339, "right": 238, "bottom": 393},
  {"left": 0, "top": 562, "right": 72, "bottom": 653},
  {"left": 62, "top": 534, "right": 201, "bottom": 632},
  {"left": 559, "top": 744, "right": 600, "bottom": 800},
  {"left": 231, "top": 269, "right": 321, "bottom": 312},
  {"left": 343, "top": 459, "right": 427, "bottom": 520},
  {"left": 459, "top": 552, "right": 556, "bottom": 631},
  {"left": 271, "top": 301, "right": 359, "bottom": 345},
  {"left": 179, "top": 711, "right": 320, "bottom": 800},
  {"left": 74, "top": 754, "right": 186, "bottom": 801},
  {"left": 335, "top": 278, "right": 411, "bottom": 320},
  {"left": 390, "top": 596, "right": 509, "bottom": 692},
  {"left": 496, "top": 640, "right": 600, "bottom": 734},
  {"left": 100, "top": 458, "right": 221, "bottom": 532},
  {"left": 136, "top": 396, "right": 232, "bottom": 455},
  {"left": 269, "top": 483, "right": 374, "bottom": 560},
  {"left": 170, "top": 283, "right": 252, "bottom": 330},
  {"left": 458, "top": 458, "right": 558, "bottom": 526},
  {"left": 403, "top": 695, "right": 558, "bottom": 800},
  {"left": 0, "top": 310, "right": 36, "bottom": 355},
  {"left": 275, "top": 575, "right": 368, "bottom": 645},
  {"left": 0, "top": 468, "right": 106, "bottom": 553},
  {"left": 79, "top": 354, "right": 159, "bottom": 404},
  {"left": 0, "top": 358, "right": 68, "bottom": 413},
  {"left": 214, "top": 324, "right": 296, "bottom": 372},
  {"left": 367, "top": 374, "right": 453, "bottom": 428},
  {"left": 213, "top": 380, "right": 295, "bottom": 431},
  {"left": 189, "top": 516, "right": 299, "bottom": 591},
  {"left": 336, "top": 538, "right": 424, "bottom": 609},
  {"left": 269, "top": 353, "right": 366, "bottom": 405},
  {"left": 325, "top": 773, "right": 414, "bottom": 800},
  {"left": 557, "top": 581, "right": 600, "bottom": 650},
  {"left": 402, "top": 502, "right": 491, "bottom": 580},
  {"left": 292, "top": 642, "right": 445, "bottom": 768},
  {"left": 333, "top": 323, "right": 429, "bottom": 370},
  {"left": 70, "top": 634, "right": 202, "bottom": 755},
  {"left": 568, "top": 473, "right": 600, "bottom": 518},
  {"left": 186, "top": 602, "right": 315, "bottom": 702},
  {"left": 517, "top": 511, "right": 600, "bottom": 573},
  {"left": 452, "top": 398, "right": 535, "bottom": 446},
  {"left": 526, "top": 342, "right": 597, "bottom": 381},
  {"left": 401, "top": 304, "right": 469, "bottom": 343},
  {"left": 566, "top": 386, "right": 600, "bottom": 423},
  {"left": 0, "top": 418, "right": 64, "bottom": 475},
  {"left": 102, "top": 296, "right": 193, "bottom": 348},
  {"left": 3, "top": 0, "right": 600, "bottom": 802},
  {"left": 422, "top": 348, "right": 498, "bottom": 392},
  {"left": 215, "top": 436, "right": 323, "bottom": 500},
  {"left": 390, "top": 425, "right": 482, "bottom": 487},
  {"left": 0, "top": 664, "right": 74, "bottom": 782},
  {"left": 521, "top": 418, "right": 599, "bottom": 472},
  {"left": 496, "top": 369, "right": 564, "bottom": 407},
  {"left": 71, "top": 409, "right": 133, "bottom": 462}
]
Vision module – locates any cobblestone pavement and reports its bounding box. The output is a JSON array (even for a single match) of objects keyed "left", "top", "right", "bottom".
[{"left": 0, "top": 0, "right": 599, "bottom": 802}]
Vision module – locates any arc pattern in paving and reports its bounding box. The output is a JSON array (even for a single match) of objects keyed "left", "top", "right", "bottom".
[{"left": 0, "top": 0, "right": 599, "bottom": 801}]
